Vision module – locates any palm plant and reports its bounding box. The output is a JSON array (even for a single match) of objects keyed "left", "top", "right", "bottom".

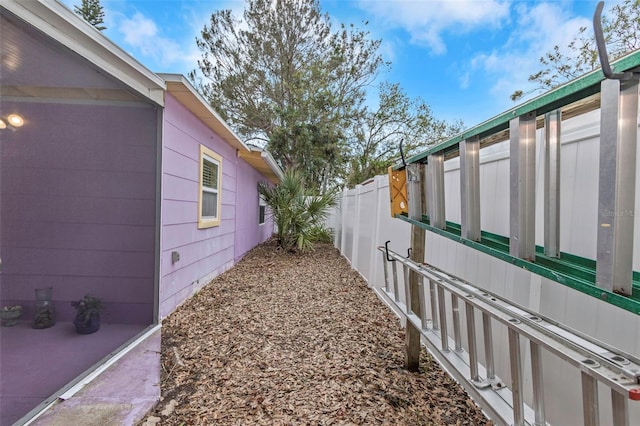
[{"left": 259, "top": 169, "right": 337, "bottom": 252}]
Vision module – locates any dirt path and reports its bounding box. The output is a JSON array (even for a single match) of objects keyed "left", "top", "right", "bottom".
[{"left": 142, "top": 240, "right": 490, "bottom": 425}]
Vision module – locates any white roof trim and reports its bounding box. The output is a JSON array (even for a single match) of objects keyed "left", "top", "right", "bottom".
[
  {"left": 2, "top": 0, "right": 165, "bottom": 106},
  {"left": 249, "top": 145, "right": 285, "bottom": 182},
  {"left": 159, "top": 73, "right": 250, "bottom": 152}
]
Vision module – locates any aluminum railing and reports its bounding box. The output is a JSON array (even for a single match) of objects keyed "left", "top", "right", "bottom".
[{"left": 378, "top": 246, "right": 640, "bottom": 426}]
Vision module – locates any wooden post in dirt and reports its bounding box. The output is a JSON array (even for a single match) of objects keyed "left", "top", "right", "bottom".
[{"left": 405, "top": 163, "right": 425, "bottom": 372}]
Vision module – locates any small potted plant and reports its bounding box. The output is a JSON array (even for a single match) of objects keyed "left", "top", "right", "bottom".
[
  {"left": 71, "top": 294, "right": 102, "bottom": 334},
  {"left": 1, "top": 305, "right": 23, "bottom": 327}
]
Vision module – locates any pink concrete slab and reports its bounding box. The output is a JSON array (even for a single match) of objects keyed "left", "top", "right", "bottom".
[{"left": 31, "top": 329, "right": 160, "bottom": 426}]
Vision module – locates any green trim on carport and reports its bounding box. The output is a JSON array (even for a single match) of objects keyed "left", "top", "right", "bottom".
[{"left": 396, "top": 214, "right": 640, "bottom": 315}]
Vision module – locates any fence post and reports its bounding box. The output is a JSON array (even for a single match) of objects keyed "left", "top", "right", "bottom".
[
  {"left": 340, "top": 189, "right": 348, "bottom": 256},
  {"left": 352, "top": 184, "right": 363, "bottom": 268},
  {"left": 405, "top": 163, "right": 425, "bottom": 371},
  {"left": 368, "top": 176, "right": 383, "bottom": 288}
]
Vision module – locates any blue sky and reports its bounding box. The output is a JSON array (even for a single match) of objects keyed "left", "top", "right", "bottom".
[{"left": 60, "top": 0, "right": 607, "bottom": 128}]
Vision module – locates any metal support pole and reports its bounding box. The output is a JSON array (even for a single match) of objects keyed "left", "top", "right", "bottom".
[
  {"left": 427, "top": 153, "right": 446, "bottom": 229},
  {"left": 482, "top": 312, "right": 495, "bottom": 379},
  {"left": 596, "top": 78, "right": 639, "bottom": 295},
  {"left": 451, "top": 294, "right": 462, "bottom": 351},
  {"left": 403, "top": 265, "right": 411, "bottom": 313},
  {"left": 430, "top": 280, "right": 440, "bottom": 330},
  {"left": 460, "top": 136, "right": 481, "bottom": 241},
  {"left": 611, "top": 389, "right": 629, "bottom": 426},
  {"left": 381, "top": 252, "right": 390, "bottom": 293},
  {"left": 508, "top": 328, "right": 525, "bottom": 426},
  {"left": 418, "top": 277, "right": 428, "bottom": 329},
  {"left": 466, "top": 302, "right": 480, "bottom": 382},
  {"left": 509, "top": 112, "right": 537, "bottom": 261},
  {"left": 392, "top": 260, "right": 399, "bottom": 302},
  {"left": 581, "top": 372, "right": 600, "bottom": 426},
  {"left": 544, "top": 110, "right": 561, "bottom": 258},
  {"left": 530, "top": 341, "right": 546, "bottom": 426},
  {"left": 437, "top": 285, "right": 449, "bottom": 352},
  {"left": 407, "top": 163, "right": 422, "bottom": 222},
  {"left": 405, "top": 163, "right": 425, "bottom": 372}
]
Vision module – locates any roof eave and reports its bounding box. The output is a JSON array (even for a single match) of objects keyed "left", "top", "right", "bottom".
[
  {"left": 159, "top": 73, "right": 250, "bottom": 153},
  {"left": 238, "top": 146, "right": 284, "bottom": 185},
  {"left": 259, "top": 149, "right": 285, "bottom": 183},
  {"left": 1, "top": 0, "right": 166, "bottom": 106}
]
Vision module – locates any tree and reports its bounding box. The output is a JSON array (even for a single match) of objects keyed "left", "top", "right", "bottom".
[
  {"left": 345, "top": 82, "right": 463, "bottom": 187},
  {"left": 259, "top": 169, "right": 337, "bottom": 252},
  {"left": 511, "top": 0, "right": 640, "bottom": 101},
  {"left": 74, "top": 0, "right": 106, "bottom": 31},
  {"left": 191, "top": 0, "right": 385, "bottom": 190}
]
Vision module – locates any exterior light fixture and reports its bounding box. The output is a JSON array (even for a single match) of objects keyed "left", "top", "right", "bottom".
[
  {"left": 7, "top": 114, "right": 24, "bottom": 127},
  {"left": 0, "top": 113, "right": 25, "bottom": 131}
]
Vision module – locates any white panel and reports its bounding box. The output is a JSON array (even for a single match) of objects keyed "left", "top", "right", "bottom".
[
  {"left": 479, "top": 161, "right": 498, "bottom": 233},
  {"left": 503, "top": 264, "right": 516, "bottom": 302},
  {"left": 446, "top": 237, "right": 457, "bottom": 273},
  {"left": 489, "top": 257, "right": 507, "bottom": 295},
  {"left": 444, "top": 164, "right": 461, "bottom": 223},
  {"left": 424, "top": 233, "right": 437, "bottom": 266},
  {"left": 373, "top": 181, "right": 411, "bottom": 293},
  {"left": 528, "top": 274, "right": 542, "bottom": 312},
  {"left": 635, "top": 325, "right": 640, "bottom": 367},
  {"left": 454, "top": 242, "right": 469, "bottom": 281},
  {"left": 534, "top": 127, "right": 546, "bottom": 247},
  {"left": 559, "top": 140, "right": 577, "bottom": 254},
  {"left": 594, "top": 301, "right": 639, "bottom": 353},
  {"left": 424, "top": 229, "right": 434, "bottom": 265},
  {"left": 570, "top": 136, "right": 599, "bottom": 259},
  {"left": 504, "top": 264, "right": 532, "bottom": 307},
  {"left": 475, "top": 251, "right": 493, "bottom": 290},
  {"left": 635, "top": 109, "right": 640, "bottom": 271},
  {"left": 539, "top": 278, "right": 568, "bottom": 322},
  {"left": 354, "top": 184, "right": 376, "bottom": 280},
  {"left": 541, "top": 351, "right": 583, "bottom": 425},
  {"left": 563, "top": 288, "right": 600, "bottom": 337},
  {"left": 493, "top": 159, "right": 511, "bottom": 236},
  {"left": 342, "top": 191, "right": 356, "bottom": 262}
]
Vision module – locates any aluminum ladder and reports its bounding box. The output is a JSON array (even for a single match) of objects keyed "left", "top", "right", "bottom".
[{"left": 378, "top": 246, "right": 640, "bottom": 426}]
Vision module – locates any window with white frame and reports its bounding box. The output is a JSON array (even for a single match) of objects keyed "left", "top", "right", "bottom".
[
  {"left": 198, "top": 145, "right": 222, "bottom": 228},
  {"left": 258, "top": 183, "right": 267, "bottom": 225}
]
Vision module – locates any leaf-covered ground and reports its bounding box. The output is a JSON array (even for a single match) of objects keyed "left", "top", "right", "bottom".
[{"left": 141, "top": 240, "right": 491, "bottom": 425}]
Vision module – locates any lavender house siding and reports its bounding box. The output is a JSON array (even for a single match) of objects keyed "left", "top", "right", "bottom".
[
  {"left": 159, "top": 94, "right": 239, "bottom": 318},
  {"left": 234, "top": 159, "right": 274, "bottom": 261},
  {"left": 159, "top": 91, "right": 280, "bottom": 318}
]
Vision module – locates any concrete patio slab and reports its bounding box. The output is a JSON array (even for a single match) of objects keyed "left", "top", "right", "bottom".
[{"left": 31, "top": 329, "right": 160, "bottom": 426}]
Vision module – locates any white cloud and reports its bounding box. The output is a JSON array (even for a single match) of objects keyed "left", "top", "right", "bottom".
[
  {"left": 358, "top": 0, "right": 511, "bottom": 54},
  {"left": 379, "top": 37, "right": 399, "bottom": 64},
  {"left": 119, "top": 13, "right": 158, "bottom": 49},
  {"left": 118, "top": 12, "right": 190, "bottom": 70},
  {"left": 459, "top": 71, "right": 470, "bottom": 89},
  {"left": 466, "top": 2, "right": 591, "bottom": 107}
]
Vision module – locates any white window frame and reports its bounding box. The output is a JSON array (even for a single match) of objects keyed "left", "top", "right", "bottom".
[
  {"left": 258, "top": 183, "right": 267, "bottom": 226},
  {"left": 198, "top": 145, "right": 222, "bottom": 229}
]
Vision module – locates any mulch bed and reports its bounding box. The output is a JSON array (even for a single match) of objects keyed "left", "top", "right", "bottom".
[{"left": 141, "top": 240, "right": 491, "bottom": 425}]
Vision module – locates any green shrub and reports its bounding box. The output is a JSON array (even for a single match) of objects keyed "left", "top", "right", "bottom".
[{"left": 259, "top": 169, "right": 337, "bottom": 252}]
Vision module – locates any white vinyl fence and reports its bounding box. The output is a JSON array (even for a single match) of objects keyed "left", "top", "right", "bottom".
[{"left": 329, "top": 109, "right": 640, "bottom": 426}]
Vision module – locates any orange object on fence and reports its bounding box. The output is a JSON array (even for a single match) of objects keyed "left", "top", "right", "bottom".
[{"left": 388, "top": 166, "right": 408, "bottom": 217}]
